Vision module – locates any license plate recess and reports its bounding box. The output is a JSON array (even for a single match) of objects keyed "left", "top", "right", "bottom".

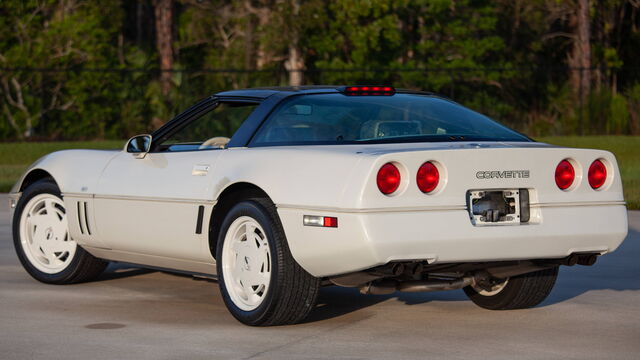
[{"left": 468, "top": 189, "right": 527, "bottom": 226}]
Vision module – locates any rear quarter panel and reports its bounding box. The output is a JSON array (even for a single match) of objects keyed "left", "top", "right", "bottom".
[{"left": 211, "top": 147, "right": 368, "bottom": 208}]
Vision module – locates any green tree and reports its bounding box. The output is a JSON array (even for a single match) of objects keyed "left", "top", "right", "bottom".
[{"left": 0, "top": 0, "right": 136, "bottom": 139}]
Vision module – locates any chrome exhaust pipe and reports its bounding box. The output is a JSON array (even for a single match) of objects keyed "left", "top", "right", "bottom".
[
  {"left": 359, "top": 280, "right": 396, "bottom": 295},
  {"left": 359, "top": 276, "right": 475, "bottom": 295},
  {"left": 397, "top": 277, "right": 475, "bottom": 293}
]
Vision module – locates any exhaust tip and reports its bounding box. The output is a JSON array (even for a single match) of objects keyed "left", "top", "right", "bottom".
[
  {"left": 359, "top": 280, "right": 397, "bottom": 295},
  {"left": 577, "top": 254, "right": 598, "bottom": 266},
  {"left": 564, "top": 254, "right": 579, "bottom": 266},
  {"left": 391, "top": 263, "right": 405, "bottom": 276}
]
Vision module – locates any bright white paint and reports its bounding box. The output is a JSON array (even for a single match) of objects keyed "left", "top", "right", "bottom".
[
  {"left": 278, "top": 204, "right": 627, "bottom": 276},
  {"left": 9, "top": 141, "right": 628, "bottom": 278},
  {"left": 221, "top": 216, "right": 272, "bottom": 311},
  {"left": 19, "top": 193, "right": 76, "bottom": 274},
  {"left": 92, "top": 150, "right": 221, "bottom": 262}
]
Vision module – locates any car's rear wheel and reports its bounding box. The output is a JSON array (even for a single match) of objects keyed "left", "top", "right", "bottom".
[
  {"left": 13, "top": 179, "right": 108, "bottom": 284},
  {"left": 217, "top": 198, "right": 319, "bottom": 326},
  {"left": 463, "top": 267, "right": 559, "bottom": 310}
]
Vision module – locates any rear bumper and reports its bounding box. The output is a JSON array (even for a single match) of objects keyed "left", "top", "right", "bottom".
[{"left": 278, "top": 203, "right": 628, "bottom": 277}]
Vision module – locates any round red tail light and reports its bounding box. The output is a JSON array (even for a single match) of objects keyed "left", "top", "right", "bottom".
[
  {"left": 417, "top": 162, "right": 440, "bottom": 193},
  {"left": 377, "top": 163, "right": 401, "bottom": 195},
  {"left": 588, "top": 160, "right": 607, "bottom": 189},
  {"left": 555, "top": 160, "right": 575, "bottom": 190}
]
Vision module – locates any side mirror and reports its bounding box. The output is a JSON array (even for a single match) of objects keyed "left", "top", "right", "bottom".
[{"left": 125, "top": 134, "right": 152, "bottom": 159}]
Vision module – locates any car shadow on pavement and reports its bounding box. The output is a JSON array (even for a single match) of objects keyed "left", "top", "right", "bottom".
[
  {"left": 305, "top": 285, "right": 468, "bottom": 323},
  {"left": 96, "top": 262, "right": 156, "bottom": 281},
  {"left": 304, "top": 286, "right": 391, "bottom": 323}
]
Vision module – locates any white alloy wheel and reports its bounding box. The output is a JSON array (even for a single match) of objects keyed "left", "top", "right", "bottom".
[
  {"left": 472, "top": 278, "right": 509, "bottom": 296},
  {"left": 19, "top": 193, "right": 76, "bottom": 274},
  {"left": 221, "top": 216, "right": 272, "bottom": 311}
]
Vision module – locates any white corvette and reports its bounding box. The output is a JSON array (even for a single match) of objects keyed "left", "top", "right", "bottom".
[{"left": 9, "top": 86, "right": 628, "bottom": 326}]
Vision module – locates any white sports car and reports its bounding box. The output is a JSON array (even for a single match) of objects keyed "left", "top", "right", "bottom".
[{"left": 9, "top": 86, "right": 628, "bottom": 326}]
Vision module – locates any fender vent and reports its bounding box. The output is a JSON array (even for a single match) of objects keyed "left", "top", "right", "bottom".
[{"left": 76, "top": 201, "right": 92, "bottom": 235}]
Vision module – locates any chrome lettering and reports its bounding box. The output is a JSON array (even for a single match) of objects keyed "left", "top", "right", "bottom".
[{"left": 476, "top": 170, "right": 530, "bottom": 179}]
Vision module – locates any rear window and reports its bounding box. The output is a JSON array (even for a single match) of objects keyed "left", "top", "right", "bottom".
[{"left": 250, "top": 93, "right": 529, "bottom": 146}]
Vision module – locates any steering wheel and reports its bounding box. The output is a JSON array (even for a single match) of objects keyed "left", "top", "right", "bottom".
[{"left": 199, "top": 136, "right": 230, "bottom": 149}]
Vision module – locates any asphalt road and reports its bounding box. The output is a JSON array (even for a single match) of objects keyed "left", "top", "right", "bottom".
[{"left": 1, "top": 194, "right": 639, "bottom": 360}]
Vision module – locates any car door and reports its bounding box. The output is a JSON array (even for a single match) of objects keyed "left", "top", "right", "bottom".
[{"left": 93, "top": 98, "right": 260, "bottom": 263}]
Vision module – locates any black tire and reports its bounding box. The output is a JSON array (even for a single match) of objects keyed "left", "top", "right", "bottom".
[
  {"left": 463, "top": 267, "right": 559, "bottom": 310},
  {"left": 13, "top": 178, "right": 108, "bottom": 284},
  {"left": 216, "top": 198, "right": 320, "bottom": 326}
]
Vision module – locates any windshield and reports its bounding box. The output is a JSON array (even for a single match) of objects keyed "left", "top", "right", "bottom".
[{"left": 250, "top": 93, "right": 529, "bottom": 146}]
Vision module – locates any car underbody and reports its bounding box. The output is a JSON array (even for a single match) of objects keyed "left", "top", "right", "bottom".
[{"left": 328, "top": 253, "right": 600, "bottom": 295}]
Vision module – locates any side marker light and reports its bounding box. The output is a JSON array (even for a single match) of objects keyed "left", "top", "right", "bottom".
[{"left": 303, "top": 215, "right": 338, "bottom": 228}]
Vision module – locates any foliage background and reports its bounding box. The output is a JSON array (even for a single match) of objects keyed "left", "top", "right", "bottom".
[{"left": 0, "top": 0, "right": 639, "bottom": 141}]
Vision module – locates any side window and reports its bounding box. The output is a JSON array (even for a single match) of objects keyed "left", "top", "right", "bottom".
[{"left": 157, "top": 102, "right": 258, "bottom": 152}]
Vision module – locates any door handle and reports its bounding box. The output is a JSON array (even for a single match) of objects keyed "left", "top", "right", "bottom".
[{"left": 192, "top": 164, "right": 210, "bottom": 176}]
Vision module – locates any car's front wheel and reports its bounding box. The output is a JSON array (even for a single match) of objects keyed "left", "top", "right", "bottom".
[
  {"left": 217, "top": 198, "right": 319, "bottom": 326},
  {"left": 463, "top": 267, "right": 559, "bottom": 310},
  {"left": 13, "top": 179, "right": 108, "bottom": 284}
]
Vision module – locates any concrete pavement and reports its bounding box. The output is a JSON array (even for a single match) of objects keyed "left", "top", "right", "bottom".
[{"left": 1, "top": 194, "right": 638, "bottom": 359}]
